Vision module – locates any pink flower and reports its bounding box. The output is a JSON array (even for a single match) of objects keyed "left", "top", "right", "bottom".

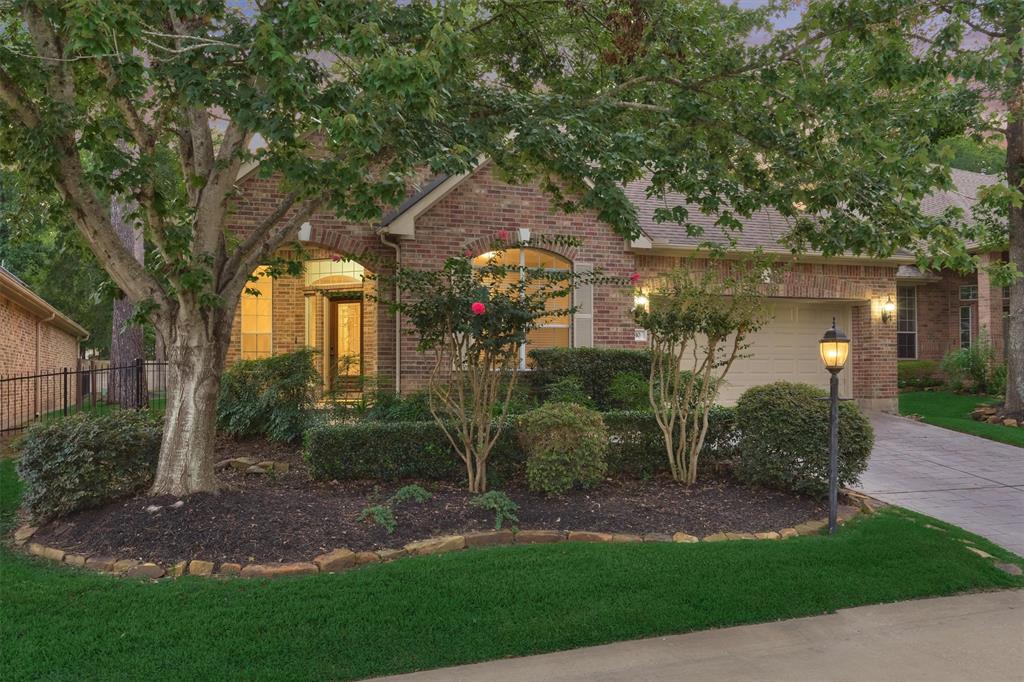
[
  {"left": 464, "top": 249, "right": 473, "bottom": 258},
  {"left": 471, "top": 301, "right": 486, "bottom": 315},
  {"left": 331, "top": 254, "right": 342, "bottom": 263},
  {"left": 629, "top": 272, "right": 641, "bottom": 284},
  {"left": 497, "top": 229, "right": 510, "bottom": 241}
]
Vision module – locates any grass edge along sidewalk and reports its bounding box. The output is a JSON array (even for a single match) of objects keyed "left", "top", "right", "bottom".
[{"left": 1, "top": 459, "right": 1021, "bottom": 681}]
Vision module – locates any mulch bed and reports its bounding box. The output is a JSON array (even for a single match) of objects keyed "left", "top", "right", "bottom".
[{"left": 30, "top": 438, "right": 827, "bottom": 565}]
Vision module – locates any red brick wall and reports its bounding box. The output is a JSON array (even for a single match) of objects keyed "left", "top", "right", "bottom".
[
  {"left": 914, "top": 270, "right": 978, "bottom": 362},
  {"left": 1, "top": 292, "right": 81, "bottom": 429},
  {"left": 231, "top": 165, "right": 899, "bottom": 410}
]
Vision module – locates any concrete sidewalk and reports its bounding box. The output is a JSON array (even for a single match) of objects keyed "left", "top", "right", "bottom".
[{"left": 377, "top": 590, "right": 1024, "bottom": 682}]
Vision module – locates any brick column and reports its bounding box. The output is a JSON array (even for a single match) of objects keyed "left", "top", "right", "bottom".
[{"left": 976, "top": 252, "right": 1005, "bottom": 359}]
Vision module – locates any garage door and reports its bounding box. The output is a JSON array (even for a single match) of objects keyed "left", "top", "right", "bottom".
[{"left": 716, "top": 301, "right": 853, "bottom": 405}]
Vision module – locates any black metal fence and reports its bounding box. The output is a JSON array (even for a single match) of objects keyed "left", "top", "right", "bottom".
[{"left": 0, "top": 360, "right": 168, "bottom": 434}]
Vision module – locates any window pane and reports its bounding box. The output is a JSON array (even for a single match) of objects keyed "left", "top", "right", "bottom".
[
  {"left": 529, "top": 325, "right": 570, "bottom": 350},
  {"left": 960, "top": 306, "right": 972, "bottom": 349},
  {"left": 896, "top": 286, "right": 916, "bottom": 334},
  {"left": 959, "top": 285, "right": 977, "bottom": 301},
  {"left": 897, "top": 333, "right": 916, "bottom": 359},
  {"left": 304, "top": 259, "right": 364, "bottom": 287},
  {"left": 241, "top": 266, "right": 272, "bottom": 359}
]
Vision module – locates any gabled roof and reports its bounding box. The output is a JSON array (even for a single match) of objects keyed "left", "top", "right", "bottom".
[
  {"left": 625, "top": 168, "right": 1000, "bottom": 258},
  {"left": 0, "top": 266, "right": 89, "bottom": 338}
]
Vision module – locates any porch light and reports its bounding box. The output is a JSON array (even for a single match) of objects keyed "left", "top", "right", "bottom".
[
  {"left": 633, "top": 293, "right": 649, "bottom": 311},
  {"left": 818, "top": 318, "right": 850, "bottom": 372},
  {"left": 881, "top": 295, "right": 896, "bottom": 324}
]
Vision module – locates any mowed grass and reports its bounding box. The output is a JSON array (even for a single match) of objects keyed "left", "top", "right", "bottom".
[
  {"left": 1, "top": 461, "right": 1021, "bottom": 681},
  {"left": 900, "top": 391, "right": 1024, "bottom": 447}
]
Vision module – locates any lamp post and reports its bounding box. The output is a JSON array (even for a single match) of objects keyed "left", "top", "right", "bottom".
[{"left": 819, "top": 318, "right": 851, "bottom": 535}]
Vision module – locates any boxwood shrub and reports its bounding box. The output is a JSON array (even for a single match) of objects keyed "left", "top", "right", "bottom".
[
  {"left": 304, "top": 406, "right": 737, "bottom": 484},
  {"left": 16, "top": 411, "right": 163, "bottom": 522},
  {"left": 519, "top": 403, "right": 608, "bottom": 494},
  {"left": 527, "top": 347, "right": 651, "bottom": 410},
  {"left": 734, "top": 382, "right": 873, "bottom": 497}
]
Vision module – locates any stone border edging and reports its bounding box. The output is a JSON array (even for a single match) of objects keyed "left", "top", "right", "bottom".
[{"left": 12, "top": 497, "right": 873, "bottom": 581}]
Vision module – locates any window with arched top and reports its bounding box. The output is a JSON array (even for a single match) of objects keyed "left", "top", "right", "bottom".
[
  {"left": 471, "top": 248, "right": 571, "bottom": 365},
  {"left": 304, "top": 259, "right": 365, "bottom": 287},
  {"left": 240, "top": 266, "right": 272, "bottom": 359}
]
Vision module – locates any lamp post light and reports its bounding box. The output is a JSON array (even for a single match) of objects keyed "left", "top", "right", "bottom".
[{"left": 819, "top": 318, "right": 851, "bottom": 535}]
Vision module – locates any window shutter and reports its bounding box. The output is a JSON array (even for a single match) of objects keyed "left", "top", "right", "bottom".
[{"left": 573, "top": 262, "right": 594, "bottom": 347}]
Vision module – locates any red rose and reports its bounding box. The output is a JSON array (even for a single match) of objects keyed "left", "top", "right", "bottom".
[{"left": 471, "top": 301, "right": 486, "bottom": 315}]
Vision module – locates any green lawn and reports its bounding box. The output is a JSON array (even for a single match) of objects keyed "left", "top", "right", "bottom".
[
  {"left": 38, "top": 395, "right": 167, "bottom": 423},
  {"left": 899, "top": 391, "right": 1024, "bottom": 448},
  {"left": 1, "top": 461, "right": 1021, "bottom": 681}
]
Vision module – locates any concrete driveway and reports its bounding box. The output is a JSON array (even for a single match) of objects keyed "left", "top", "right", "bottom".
[{"left": 860, "top": 414, "right": 1024, "bottom": 555}]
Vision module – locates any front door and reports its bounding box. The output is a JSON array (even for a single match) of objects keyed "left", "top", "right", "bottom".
[{"left": 329, "top": 299, "right": 362, "bottom": 394}]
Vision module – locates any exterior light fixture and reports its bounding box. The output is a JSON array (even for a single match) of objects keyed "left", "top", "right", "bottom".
[
  {"left": 634, "top": 293, "right": 649, "bottom": 311},
  {"left": 819, "top": 317, "right": 850, "bottom": 535},
  {"left": 881, "top": 295, "right": 896, "bottom": 324}
]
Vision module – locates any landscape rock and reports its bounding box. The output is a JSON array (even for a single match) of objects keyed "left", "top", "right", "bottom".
[
  {"left": 13, "top": 525, "right": 37, "bottom": 545},
  {"left": 405, "top": 535, "right": 466, "bottom": 555},
  {"left": 672, "top": 532, "right": 699, "bottom": 543},
  {"left": 64, "top": 554, "right": 88, "bottom": 567},
  {"left": 754, "top": 532, "right": 781, "bottom": 540},
  {"left": 702, "top": 533, "right": 729, "bottom": 542},
  {"left": 228, "top": 457, "right": 257, "bottom": 471},
  {"left": 219, "top": 563, "right": 242, "bottom": 576},
  {"left": 314, "top": 548, "right": 356, "bottom": 572},
  {"left": 28, "top": 543, "right": 64, "bottom": 562},
  {"left": 124, "top": 563, "right": 165, "bottom": 579},
  {"left": 986, "top": 416, "right": 1002, "bottom": 424},
  {"left": 994, "top": 562, "right": 1022, "bottom": 576},
  {"left": 465, "top": 530, "right": 515, "bottom": 547},
  {"left": 966, "top": 547, "right": 994, "bottom": 560},
  {"left": 976, "top": 406, "right": 998, "bottom": 416},
  {"left": 240, "top": 562, "right": 318, "bottom": 578},
  {"left": 112, "top": 559, "right": 140, "bottom": 573},
  {"left": 273, "top": 462, "right": 289, "bottom": 474},
  {"left": 169, "top": 560, "right": 188, "bottom": 577},
  {"left": 355, "top": 551, "right": 380, "bottom": 565},
  {"left": 642, "top": 533, "right": 674, "bottom": 543},
  {"left": 567, "top": 531, "right": 614, "bottom": 543},
  {"left": 170, "top": 500, "right": 184, "bottom": 509},
  {"left": 610, "top": 533, "right": 643, "bottom": 543},
  {"left": 188, "top": 559, "right": 215, "bottom": 576},
  {"left": 245, "top": 465, "right": 268, "bottom": 475},
  {"left": 779, "top": 528, "right": 798, "bottom": 539},
  {"left": 214, "top": 459, "right": 235, "bottom": 471},
  {"left": 794, "top": 519, "right": 828, "bottom": 536},
  {"left": 724, "top": 532, "right": 756, "bottom": 540},
  {"left": 514, "top": 530, "right": 566, "bottom": 544},
  {"left": 377, "top": 548, "right": 407, "bottom": 561},
  {"left": 1002, "top": 419, "right": 1019, "bottom": 428},
  {"left": 145, "top": 504, "right": 162, "bottom": 513},
  {"left": 85, "top": 556, "right": 116, "bottom": 572}
]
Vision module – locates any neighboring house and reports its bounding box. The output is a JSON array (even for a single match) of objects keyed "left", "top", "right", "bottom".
[
  {"left": 0, "top": 265, "right": 89, "bottom": 429},
  {"left": 227, "top": 163, "right": 1005, "bottom": 413}
]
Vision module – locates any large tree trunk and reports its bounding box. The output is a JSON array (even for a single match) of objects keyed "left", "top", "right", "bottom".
[
  {"left": 1005, "top": 114, "right": 1023, "bottom": 417},
  {"left": 108, "top": 195, "right": 147, "bottom": 408},
  {"left": 149, "top": 309, "right": 230, "bottom": 496}
]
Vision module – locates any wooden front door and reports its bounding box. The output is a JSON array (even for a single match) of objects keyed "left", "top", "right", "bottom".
[{"left": 329, "top": 299, "right": 362, "bottom": 393}]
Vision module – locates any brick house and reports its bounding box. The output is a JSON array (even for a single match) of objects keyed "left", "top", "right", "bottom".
[
  {"left": 0, "top": 265, "right": 89, "bottom": 429},
  {"left": 227, "top": 163, "right": 1004, "bottom": 414}
]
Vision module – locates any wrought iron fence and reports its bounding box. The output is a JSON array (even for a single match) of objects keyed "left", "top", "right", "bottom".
[{"left": 0, "top": 359, "right": 168, "bottom": 434}]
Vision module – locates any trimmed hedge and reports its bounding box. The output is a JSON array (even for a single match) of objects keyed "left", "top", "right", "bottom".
[
  {"left": 734, "top": 382, "right": 873, "bottom": 497},
  {"left": 527, "top": 347, "right": 651, "bottom": 410},
  {"left": 304, "top": 407, "right": 737, "bottom": 484},
  {"left": 304, "top": 419, "right": 524, "bottom": 485},
  {"left": 520, "top": 403, "right": 608, "bottom": 494},
  {"left": 16, "top": 411, "right": 163, "bottom": 522},
  {"left": 897, "top": 359, "right": 942, "bottom": 389}
]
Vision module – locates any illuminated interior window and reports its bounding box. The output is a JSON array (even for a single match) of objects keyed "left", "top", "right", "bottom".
[
  {"left": 241, "top": 266, "right": 272, "bottom": 359},
  {"left": 471, "top": 248, "right": 571, "bottom": 363},
  {"left": 305, "top": 259, "right": 364, "bottom": 287},
  {"left": 304, "top": 295, "right": 317, "bottom": 349}
]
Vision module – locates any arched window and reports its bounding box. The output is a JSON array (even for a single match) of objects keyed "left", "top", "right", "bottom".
[
  {"left": 471, "top": 248, "right": 571, "bottom": 363},
  {"left": 304, "top": 259, "right": 364, "bottom": 287},
  {"left": 240, "top": 266, "right": 272, "bottom": 359}
]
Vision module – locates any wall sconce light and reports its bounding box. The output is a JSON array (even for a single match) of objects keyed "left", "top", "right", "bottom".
[
  {"left": 634, "top": 293, "right": 649, "bottom": 311},
  {"left": 881, "top": 295, "right": 896, "bottom": 324}
]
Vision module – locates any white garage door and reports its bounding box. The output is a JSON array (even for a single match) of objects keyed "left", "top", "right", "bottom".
[{"left": 716, "top": 301, "right": 853, "bottom": 405}]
